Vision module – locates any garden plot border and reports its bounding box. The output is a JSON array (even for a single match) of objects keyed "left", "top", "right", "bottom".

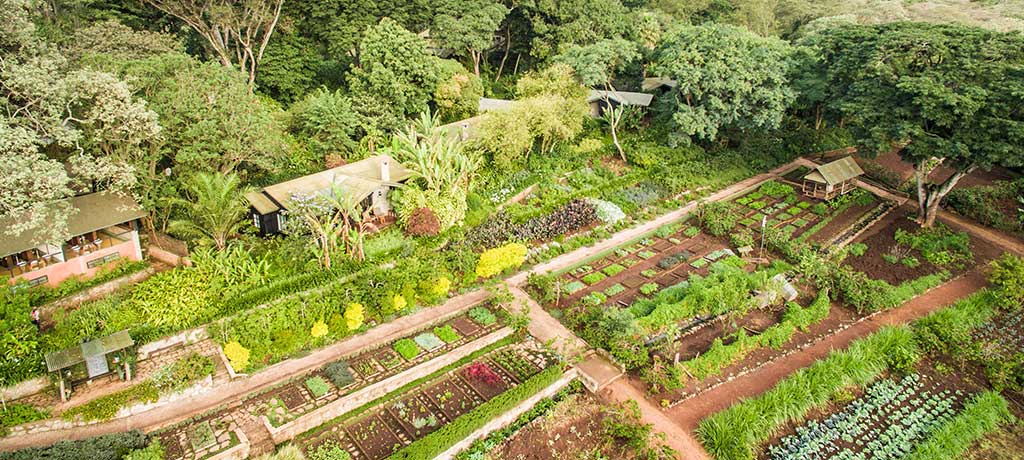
[
  {"left": 435, "top": 369, "right": 578, "bottom": 460},
  {"left": 204, "top": 428, "right": 249, "bottom": 460},
  {"left": 264, "top": 327, "right": 514, "bottom": 444}
]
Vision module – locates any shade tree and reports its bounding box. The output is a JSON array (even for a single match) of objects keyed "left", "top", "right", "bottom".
[
  {"left": 431, "top": 0, "right": 508, "bottom": 76},
  {"left": 811, "top": 22, "right": 1024, "bottom": 227},
  {"left": 650, "top": 23, "right": 795, "bottom": 144}
]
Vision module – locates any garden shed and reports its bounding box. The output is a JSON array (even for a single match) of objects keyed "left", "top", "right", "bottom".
[
  {"left": 45, "top": 330, "right": 135, "bottom": 401},
  {"left": 245, "top": 155, "right": 412, "bottom": 236},
  {"left": 802, "top": 156, "right": 865, "bottom": 200}
]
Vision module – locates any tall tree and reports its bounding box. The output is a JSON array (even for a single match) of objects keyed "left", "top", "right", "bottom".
[
  {"left": 167, "top": 172, "right": 250, "bottom": 250},
  {"left": 521, "top": 0, "right": 631, "bottom": 62},
  {"left": 651, "top": 24, "right": 795, "bottom": 144},
  {"left": 1, "top": 0, "right": 160, "bottom": 245},
  {"left": 812, "top": 23, "right": 1024, "bottom": 227},
  {"left": 556, "top": 38, "right": 640, "bottom": 160},
  {"left": 431, "top": 0, "right": 508, "bottom": 76},
  {"left": 288, "top": 88, "right": 361, "bottom": 162},
  {"left": 141, "top": 0, "right": 284, "bottom": 88},
  {"left": 347, "top": 18, "right": 441, "bottom": 145}
]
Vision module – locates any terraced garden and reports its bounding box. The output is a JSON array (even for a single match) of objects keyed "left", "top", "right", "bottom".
[{"left": 296, "top": 342, "right": 560, "bottom": 460}]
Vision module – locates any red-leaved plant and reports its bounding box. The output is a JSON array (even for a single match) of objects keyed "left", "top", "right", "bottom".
[{"left": 465, "top": 362, "right": 501, "bottom": 385}]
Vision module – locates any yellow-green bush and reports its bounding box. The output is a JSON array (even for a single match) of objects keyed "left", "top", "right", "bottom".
[
  {"left": 475, "top": 243, "right": 528, "bottom": 278},
  {"left": 223, "top": 341, "right": 251, "bottom": 371},
  {"left": 345, "top": 303, "right": 364, "bottom": 331}
]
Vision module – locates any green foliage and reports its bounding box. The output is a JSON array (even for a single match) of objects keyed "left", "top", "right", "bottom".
[
  {"left": 387, "top": 365, "right": 563, "bottom": 460},
  {"left": 697, "top": 326, "right": 919, "bottom": 460},
  {"left": 308, "top": 439, "right": 351, "bottom": 460},
  {"left": 0, "top": 403, "right": 49, "bottom": 436},
  {"left": 848, "top": 243, "right": 868, "bottom": 257},
  {"left": 434, "top": 325, "right": 461, "bottom": 344},
  {"left": 432, "top": 58, "right": 484, "bottom": 123},
  {"left": 602, "top": 264, "right": 626, "bottom": 276},
  {"left": 475, "top": 243, "right": 528, "bottom": 278},
  {"left": 62, "top": 381, "right": 159, "bottom": 422},
  {"left": 468, "top": 307, "right": 497, "bottom": 326},
  {"left": 0, "top": 430, "right": 149, "bottom": 460},
  {"left": 122, "top": 440, "right": 164, "bottom": 460},
  {"left": 305, "top": 376, "right": 331, "bottom": 398},
  {"left": 758, "top": 180, "right": 795, "bottom": 198},
  {"left": 697, "top": 201, "right": 739, "bottom": 236},
  {"left": 640, "top": 283, "right": 659, "bottom": 296},
  {"left": 167, "top": 172, "right": 250, "bottom": 249},
  {"left": 894, "top": 224, "right": 973, "bottom": 269},
  {"left": 347, "top": 18, "right": 441, "bottom": 137},
  {"left": 946, "top": 179, "right": 1024, "bottom": 235},
  {"left": 651, "top": 24, "right": 795, "bottom": 143},
  {"left": 151, "top": 352, "right": 215, "bottom": 394},
  {"left": 324, "top": 360, "right": 354, "bottom": 389},
  {"left": 989, "top": 254, "right": 1024, "bottom": 308},
  {"left": 393, "top": 338, "right": 421, "bottom": 360},
  {"left": 288, "top": 88, "right": 360, "bottom": 161},
  {"left": 906, "top": 391, "right": 1013, "bottom": 460}
]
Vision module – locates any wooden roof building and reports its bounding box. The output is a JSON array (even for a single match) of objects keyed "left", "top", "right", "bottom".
[{"left": 802, "top": 156, "right": 865, "bottom": 200}]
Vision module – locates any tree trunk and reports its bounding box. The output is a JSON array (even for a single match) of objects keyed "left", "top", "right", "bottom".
[
  {"left": 603, "top": 87, "right": 626, "bottom": 162},
  {"left": 496, "top": 25, "right": 511, "bottom": 81},
  {"left": 471, "top": 49, "right": 481, "bottom": 77},
  {"left": 914, "top": 159, "right": 973, "bottom": 228}
]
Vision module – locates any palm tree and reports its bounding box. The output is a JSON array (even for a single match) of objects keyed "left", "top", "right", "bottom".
[{"left": 168, "top": 173, "right": 250, "bottom": 250}]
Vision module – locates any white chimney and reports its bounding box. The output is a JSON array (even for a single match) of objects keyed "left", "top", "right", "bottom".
[{"left": 380, "top": 157, "right": 391, "bottom": 183}]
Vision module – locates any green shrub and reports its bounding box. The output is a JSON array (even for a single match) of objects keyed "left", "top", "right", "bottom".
[
  {"left": 906, "top": 391, "right": 1013, "bottom": 460},
  {"left": 388, "top": 365, "right": 563, "bottom": 460},
  {"left": 0, "top": 430, "right": 149, "bottom": 460},
  {"left": 759, "top": 180, "right": 795, "bottom": 198},
  {"left": 151, "top": 353, "right": 215, "bottom": 394},
  {"left": 434, "top": 325, "right": 461, "bottom": 344},
  {"left": 393, "top": 339, "right": 421, "bottom": 360},
  {"left": 697, "top": 201, "right": 740, "bottom": 236},
  {"left": 305, "top": 376, "right": 331, "bottom": 398},
  {"left": 123, "top": 440, "right": 164, "bottom": 460},
  {"left": 0, "top": 403, "right": 49, "bottom": 436},
  {"left": 324, "top": 360, "right": 355, "bottom": 388},
  {"left": 810, "top": 202, "right": 829, "bottom": 216},
  {"left": 468, "top": 307, "right": 497, "bottom": 326},
  {"left": 988, "top": 254, "right": 1024, "bottom": 308},
  {"left": 475, "top": 243, "right": 528, "bottom": 278},
  {"left": 62, "top": 382, "right": 159, "bottom": 422},
  {"left": 847, "top": 243, "right": 868, "bottom": 257},
  {"left": 697, "top": 326, "right": 919, "bottom": 460}
]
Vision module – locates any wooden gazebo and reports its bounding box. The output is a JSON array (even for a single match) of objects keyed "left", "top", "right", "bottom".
[
  {"left": 45, "top": 330, "right": 135, "bottom": 401},
  {"left": 802, "top": 156, "right": 865, "bottom": 200}
]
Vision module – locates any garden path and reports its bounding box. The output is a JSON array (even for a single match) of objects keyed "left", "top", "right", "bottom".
[
  {"left": 0, "top": 289, "right": 490, "bottom": 452},
  {"left": 506, "top": 160, "right": 803, "bottom": 286}
]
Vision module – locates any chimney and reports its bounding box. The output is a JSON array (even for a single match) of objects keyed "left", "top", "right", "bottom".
[{"left": 380, "top": 157, "right": 391, "bottom": 183}]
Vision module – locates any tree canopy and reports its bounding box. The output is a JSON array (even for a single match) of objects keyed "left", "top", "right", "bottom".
[
  {"left": 651, "top": 24, "right": 796, "bottom": 144},
  {"left": 812, "top": 22, "right": 1024, "bottom": 225}
]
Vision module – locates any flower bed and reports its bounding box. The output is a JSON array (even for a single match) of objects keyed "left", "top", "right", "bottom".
[
  {"left": 296, "top": 343, "right": 558, "bottom": 460},
  {"left": 251, "top": 307, "right": 504, "bottom": 428}
]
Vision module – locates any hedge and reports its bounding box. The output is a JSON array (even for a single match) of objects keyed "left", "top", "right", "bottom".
[
  {"left": 0, "top": 430, "right": 149, "bottom": 460},
  {"left": 387, "top": 365, "right": 565, "bottom": 460},
  {"left": 905, "top": 391, "right": 1013, "bottom": 460},
  {"left": 697, "top": 326, "right": 919, "bottom": 460}
]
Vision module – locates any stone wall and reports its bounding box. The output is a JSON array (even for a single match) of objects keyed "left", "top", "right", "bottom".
[{"left": 264, "top": 327, "right": 514, "bottom": 444}]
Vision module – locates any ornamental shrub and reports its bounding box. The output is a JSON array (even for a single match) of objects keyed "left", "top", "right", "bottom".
[
  {"left": 223, "top": 341, "right": 251, "bottom": 372},
  {"left": 405, "top": 207, "right": 440, "bottom": 237},
  {"left": 392, "top": 294, "right": 408, "bottom": 312},
  {"left": 587, "top": 198, "right": 626, "bottom": 224},
  {"left": 344, "top": 303, "right": 364, "bottom": 331},
  {"left": 323, "top": 360, "right": 355, "bottom": 388},
  {"left": 310, "top": 320, "right": 328, "bottom": 338},
  {"left": 475, "top": 243, "right": 528, "bottom": 278}
]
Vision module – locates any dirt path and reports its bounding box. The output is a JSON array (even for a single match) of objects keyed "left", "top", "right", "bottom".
[
  {"left": 602, "top": 379, "right": 710, "bottom": 460},
  {"left": 665, "top": 270, "right": 987, "bottom": 443}
]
